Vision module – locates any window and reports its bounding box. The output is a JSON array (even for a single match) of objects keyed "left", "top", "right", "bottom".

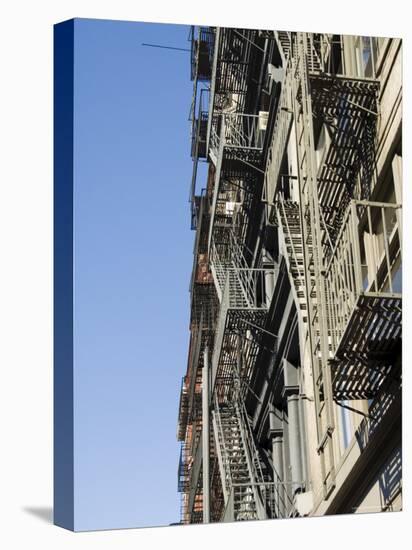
[{"left": 354, "top": 36, "right": 376, "bottom": 77}]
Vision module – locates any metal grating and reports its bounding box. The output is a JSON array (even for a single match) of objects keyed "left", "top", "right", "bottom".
[
  {"left": 331, "top": 294, "right": 402, "bottom": 400},
  {"left": 190, "top": 27, "right": 215, "bottom": 81},
  {"left": 309, "top": 74, "right": 380, "bottom": 252}
]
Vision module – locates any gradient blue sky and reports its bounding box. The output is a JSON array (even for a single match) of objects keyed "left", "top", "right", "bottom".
[{"left": 72, "top": 18, "right": 199, "bottom": 530}]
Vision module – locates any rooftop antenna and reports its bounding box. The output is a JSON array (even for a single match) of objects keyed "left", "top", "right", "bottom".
[{"left": 141, "top": 43, "right": 190, "bottom": 52}]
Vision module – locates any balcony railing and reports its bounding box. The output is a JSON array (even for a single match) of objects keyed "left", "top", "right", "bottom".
[
  {"left": 190, "top": 26, "right": 215, "bottom": 81},
  {"left": 191, "top": 112, "right": 208, "bottom": 160},
  {"left": 224, "top": 113, "right": 265, "bottom": 150},
  {"left": 210, "top": 262, "right": 276, "bottom": 398},
  {"left": 177, "top": 442, "right": 190, "bottom": 493},
  {"left": 191, "top": 88, "right": 210, "bottom": 162},
  {"left": 208, "top": 113, "right": 266, "bottom": 249},
  {"left": 209, "top": 113, "right": 266, "bottom": 165},
  {"left": 263, "top": 60, "right": 293, "bottom": 214},
  {"left": 284, "top": 33, "right": 378, "bottom": 78},
  {"left": 210, "top": 240, "right": 275, "bottom": 309},
  {"left": 325, "top": 200, "right": 402, "bottom": 400},
  {"left": 177, "top": 376, "right": 189, "bottom": 441},
  {"left": 206, "top": 27, "right": 258, "bottom": 152},
  {"left": 223, "top": 481, "right": 300, "bottom": 522}
]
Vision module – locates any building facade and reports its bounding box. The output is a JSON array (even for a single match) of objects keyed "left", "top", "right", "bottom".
[{"left": 177, "top": 28, "right": 402, "bottom": 524}]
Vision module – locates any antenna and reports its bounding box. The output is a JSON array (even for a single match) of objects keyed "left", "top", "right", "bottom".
[{"left": 141, "top": 43, "right": 190, "bottom": 52}]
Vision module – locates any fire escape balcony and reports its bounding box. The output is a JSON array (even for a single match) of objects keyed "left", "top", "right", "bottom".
[
  {"left": 210, "top": 262, "right": 275, "bottom": 402},
  {"left": 208, "top": 113, "right": 266, "bottom": 251},
  {"left": 325, "top": 200, "right": 402, "bottom": 401},
  {"left": 206, "top": 27, "right": 259, "bottom": 154},
  {"left": 190, "top": 26, "right": 215, "bottom": 82},
  {"left": 191, "top": 88, "right": 210, "bottom": 166},
  {"left": 177, "top": 441, "right": 192, "bottom": 524},
  {"left": 177, "top": 376, "right": 189, "bottom": 442},
  {"left": 265, "top": 32, "right": 381, "bottom": 230},
  {"left": 186, "top": 316, "right": 216, "bottom": 439},
  {"left": 209, "top": 112, "right": 265, "bottom": 166},
  {"left": 191, "top": 110, "right": 208, "bottom": 160},
  {"left": 177, "top": 441, "right": 190, "bottom": 493},
  {"left": 188, "top": 28, "right": 214, "bottom": 211},
  {"left": 189, "top": 88, "right": 210, "bottom": 211},
  {"left": 310, "top": 73, "right": 380, "bottom": 246}
]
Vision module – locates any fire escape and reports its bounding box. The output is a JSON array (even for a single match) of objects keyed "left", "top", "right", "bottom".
[
  {"left": 177, "top": 27, "right": 218, "bottom": 525},
  {"left": 179, "top": 27, "right": 402, "bottom": 523},
  {"left": 204, "top": 27, "right": 301, "bottom": 522},
  {"left": 264, "top": 32, "right": 402, "bottom": 497}
]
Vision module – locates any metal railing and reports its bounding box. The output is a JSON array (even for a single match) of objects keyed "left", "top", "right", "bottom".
[
  {"left": 223, "top": 113, "right": 265, "bottom": 150},
  {"left": 224, "top": 481, "right": 300, "bottom": 522},
  {"left": 209, "top": 113, "right": 265, "bottom": 163},
  {"left": 213, "top": 392, "right": 269, "bottom": 521},
  {"left": 177, "top": 376, "right": 189, "bottom": 441},
  {"left": 210, "top": 238, "right": 276, "bottom": 309},
  {"left": 264, "top": 60, "right": 293, "bottom": 208},
  {"left": 236, "top": 398, "right": 265, "bottom": 485},
  {"left": 279, "top": 32, "right": 375, "bottom": 77},
  {"left": 212, "top": 393, "right": 232, "bottom": 500},
  {"left": 209, "top": 124, "right": 220, "bottom": 164},
  {"left": 325, "top": 200, "right": 402, "bottom": 356},
  {"left": 210, "top": 280, "right": 229, "bottom": 391},
  {"left": 212, "top": 264, "right": 275, "bottom": 310},
  {"left": 177, "top": 442, "right": 190, "bottom": 492},
  {"left": 229, "top": 268, "right": 270, "bottom": 309},
  {"left": 190, "top": 26, "right": 215, "bottom": 81},
  {"left": 310, "top": 33, "right": 378, "bottom": 78}
]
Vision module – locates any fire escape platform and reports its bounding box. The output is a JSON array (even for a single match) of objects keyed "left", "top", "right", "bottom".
[
  {"left": 331, "top": 292, "right": 402, "bottom": 400},
  {"left": 325, "top": 199, "right": 402, "bottom": 401},
  {"left": 309, "top": 74, "right": 380, "bottom": 240},
  {"left": 212, "top": 305, "right": 267, "bottom": 400}
]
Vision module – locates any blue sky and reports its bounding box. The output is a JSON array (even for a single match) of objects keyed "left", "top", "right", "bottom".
[{"left": 72, "top": 18, "right": 196, "bottom": 529}]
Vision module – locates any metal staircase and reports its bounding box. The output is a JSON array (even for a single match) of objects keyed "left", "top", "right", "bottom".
[
  {"left": 275, "top": 31, "right": 321, "bottom": 71},
  {"left": 179, "top": 26, "right": 401, "bottom": 525},
  {"left": 263, "top": 60, "right": 293, "bottom": 218},
  {"left": 210, "top": 241, "right": 250, "bottom": 308},
  {"left": 285, "top": 31, "right": 384, "bottom": 496},
  {"left": 275, "top": 31, "right": 291, "bottom": 61},
  {"left": 212, "top": 393, "right": 267, "bottom": 521},
  {"left": 210, "top": 227, "right": 260, "bottom": 306},
  {"left": 291, "top": 33, "right": 337, "bottom": 497},
  {"left": 277, "top": 197, "right": 316, "bottom": 324}
]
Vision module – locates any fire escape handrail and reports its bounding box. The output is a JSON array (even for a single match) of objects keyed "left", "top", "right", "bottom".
[
  {"left": 212, "top": 392, "right": 232, "bottom": 497},
  {"left": 324, "top": 199, "right": 402, "bottom": 363},
  {"left": 263, "top": 58, "right": 294, "bottom": 209},
  {"left": 324, "top": 200, "right": 402, "bottom": 290}
]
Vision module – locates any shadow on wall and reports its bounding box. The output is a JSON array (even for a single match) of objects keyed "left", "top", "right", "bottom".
[
  {"left": 355, "top": 366, "right": 401, "bottom": 452},
  {"left": 379, "top": 446, "right": 402, "bottom": 509},
  {"left": 22, "top": 506, "right": 53, "bottom": 524}
]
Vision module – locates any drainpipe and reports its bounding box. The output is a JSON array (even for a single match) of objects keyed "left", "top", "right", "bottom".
[
  {"left": 298, "top": 393, "right": 308, "bottom": 488},
  {"left": 262, "top": 248, "right": 274, "bottom": 308},
  {"left": 283, "top": 359, "right": 303, "bottom": 496},
  {"left": 202, "top": 346, "right": 210, "bottom": 523},
  {"left": 287, "top": 394, "right": 303, "bottom": 494},
  {"left": 269, "top": 404, "right": 285, "bottom": 518}
]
